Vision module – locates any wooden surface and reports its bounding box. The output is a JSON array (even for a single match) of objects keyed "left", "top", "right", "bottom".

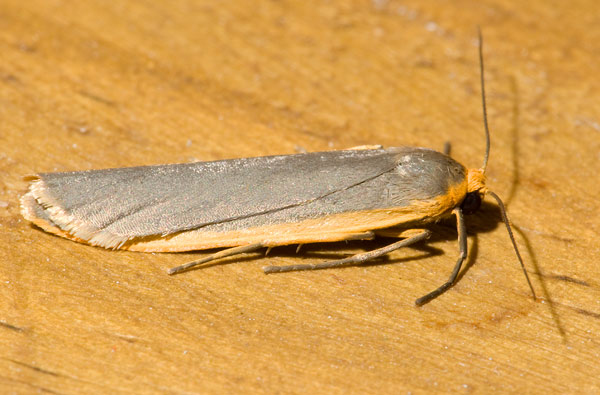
[{"left": 2, "top": 0, "right": 600, "bottom": 393}]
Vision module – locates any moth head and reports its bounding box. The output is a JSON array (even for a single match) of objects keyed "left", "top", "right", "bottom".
[{"left": 462, "top": 168, "right": 487, "bottom": 215}]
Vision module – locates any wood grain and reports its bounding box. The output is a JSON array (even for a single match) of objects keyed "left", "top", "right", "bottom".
[{"left": 2, "top": 0, "right": 599, "bottom": 393}]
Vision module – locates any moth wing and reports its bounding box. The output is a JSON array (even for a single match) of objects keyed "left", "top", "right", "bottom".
[{"left": 24, "top": 148, "right": 407, "bottom": 248}]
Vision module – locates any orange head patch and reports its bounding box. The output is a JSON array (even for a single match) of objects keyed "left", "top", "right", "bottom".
[{"left": 467, "top": 168, "right": 487, "bottom": 196}]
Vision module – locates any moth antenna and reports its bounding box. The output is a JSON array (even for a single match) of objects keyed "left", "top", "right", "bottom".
[
  {"left": 478, "top": 26, "right": 491, "bottom": 173},
  {"left": 487, "top": 190, "right": 537, "bottom": 301},
  {"left": 477, "top": 30, "right": 535, "bottom": 301}
]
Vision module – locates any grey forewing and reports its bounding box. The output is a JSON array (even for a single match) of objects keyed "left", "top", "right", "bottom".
[{"left": 38, "top": 147, "right": 465, "bottom": 237}]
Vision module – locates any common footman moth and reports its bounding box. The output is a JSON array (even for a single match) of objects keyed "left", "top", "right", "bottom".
[{"left": 20, "top": 29, "right": 536, "bottom": 306}]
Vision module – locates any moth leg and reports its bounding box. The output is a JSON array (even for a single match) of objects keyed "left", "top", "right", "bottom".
[
  {"left": 374, "top": 227, "right": 426, "bottom": 239},
  {"left": 263, "top": 230, "right": 431, "bottom": 273},
  {"left": 291, "top": 230, "right": 374, "bottom": 255},
  {"left": 443, "top": 141, "right": 451, "bottom": 156},
  {"left": 415, "top": 207, "right": 466, "bottom": 306},
  {"left": 168, "top": 243, "right": 265, "bottom": 274}
]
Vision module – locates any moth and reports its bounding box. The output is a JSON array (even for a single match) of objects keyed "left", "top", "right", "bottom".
[{"left": 20, "top": 30, "right": 536, "bottom": 305}]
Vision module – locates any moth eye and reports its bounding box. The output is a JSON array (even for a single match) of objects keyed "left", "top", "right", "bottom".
[{"left": 461, "top": 192, "right": 481, "bottom": 215}]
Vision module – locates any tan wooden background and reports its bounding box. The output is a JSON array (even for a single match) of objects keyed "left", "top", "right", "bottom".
[{"left": 2, "top": 0, "right": 600, "bottom": 393}]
